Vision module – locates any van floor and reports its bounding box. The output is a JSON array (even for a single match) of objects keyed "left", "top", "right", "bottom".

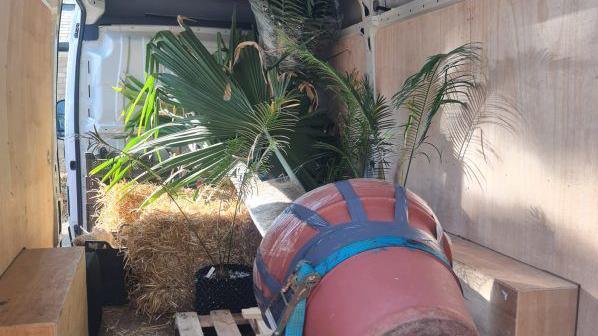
[{"left": 100, "top": 306, "right": 174, "bottom": 336}]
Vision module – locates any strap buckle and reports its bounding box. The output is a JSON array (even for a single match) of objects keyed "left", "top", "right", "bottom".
[{"left": 273, "top": 271, "right": 320, "bottom": 335}]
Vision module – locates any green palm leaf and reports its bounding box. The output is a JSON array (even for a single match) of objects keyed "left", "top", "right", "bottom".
[
  {"left": 286, "top": 40, "right": 395, "bottom": 180},
  {"left": 393, "top": 43, "right": 481, "bottom": 187},
  {"left": 95, "top": 15, "right": 309, "bottom": 202},
  {"left": 250, "top": 0, "right": 341, "bottom": 68}
]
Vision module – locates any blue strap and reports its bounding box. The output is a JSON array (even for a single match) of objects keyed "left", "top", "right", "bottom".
[
  {"left": 283, "top": 236, "right": 451, "bottom": 336},
  {"left": 281, "top": 221, "right": 440, "bottom": 283},
  {"left": 336, "top": 180, "right": 367, "bottom": 223},
  {"left": 284, "top": 204, "right": 331, "bottom": 231},
  {"left": 313, "top": 236, "right": 450, "bottom": 275},
  {"left": 394, "top": 185, "right": 409, "bottom": 227},
  {"left": 285, "top": 262, "right": 315, "bottom": 336},
  {"left": 257, "top": 205, "right": 331, "bottom": 301}
]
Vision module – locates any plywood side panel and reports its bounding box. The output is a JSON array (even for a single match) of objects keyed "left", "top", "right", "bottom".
[
  {"left": 329, "top": 32, "right": 368, "bottom": 76},
  {"left": 0, "top": 0, "right": 56, "bottom": 274},
  {"left": 375, "top": 1, "right": 471, "bottom": 99},
  {"left": 375, "top": 1, "right": 598, "bottom": 334}
]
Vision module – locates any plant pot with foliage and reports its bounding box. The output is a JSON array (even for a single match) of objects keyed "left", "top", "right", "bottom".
[{"left": 194, "top": 264, "right": 256, "bottom": 314}]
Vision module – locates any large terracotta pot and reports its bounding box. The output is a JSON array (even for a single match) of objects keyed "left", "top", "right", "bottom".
[{"left": 254, "top": 179, "right": 477, "bottom": 336}]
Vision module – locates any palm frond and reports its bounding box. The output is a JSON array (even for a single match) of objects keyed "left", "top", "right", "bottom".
[
  {"left": 94, "top": 15, "right": 311, "bottom": 201},
  {"left": 249, "top": 0, "right": 341, "bottom": 68},
  {"left": 285, "top": 40, "right": 395, "bottom": 179},
  {"left": 393, "top": 43, "right": 481, "bottom": 187}
]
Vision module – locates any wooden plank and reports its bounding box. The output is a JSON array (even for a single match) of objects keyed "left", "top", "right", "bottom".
[
  {"left": 241, "top": 307, "right": 263, "bottom": 321},
  {"left": 254, "top": 320, "right": 272, "bottom": 336},
  {"left": 0, "top": 0, "right": 56, "bottom": 275},
  {"left": 452, "top": 236, "right": 578, "bottom": 336},
  {"left": 175, "top": 312, "right": 204, "bottom": 336},
  {"left": 242, "top": 308, "right": 272, "bottom": 335},
  {"left": 40, "top": 0, "right": 60, "bottom": 12},
  {"left": 210, "top": 310, "right": 242, "bottom": 336},
  {"left": 241, "top": 177, "right": 305, "bottom": 235},
  {"left": 0, "top": 248, "right": 87, "bottom": 336},
  {"left": 197, "top": 313, "right": 247, "bottom": 327},
  {"left": 373, "top": 0, "right": 598, "bottom": 333}
]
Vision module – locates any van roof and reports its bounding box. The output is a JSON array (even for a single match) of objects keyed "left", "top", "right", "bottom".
[{"left": 95, "top": 0, "right": 255, "bottom": 29}]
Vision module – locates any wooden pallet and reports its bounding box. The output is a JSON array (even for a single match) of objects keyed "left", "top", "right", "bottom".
[{"left": 175, "top": 308, "right": 273, "bottom": 336}]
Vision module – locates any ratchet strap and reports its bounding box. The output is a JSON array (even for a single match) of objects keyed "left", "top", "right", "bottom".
[{"left": 255, "top": 181, "right": 458, "bottom": 336}]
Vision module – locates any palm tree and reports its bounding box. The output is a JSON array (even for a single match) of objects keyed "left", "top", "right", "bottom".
[
  {"left": 92, "top": 17, "right": 314, "bottom": 203},
  {"left": 249, "top": 0, "right": 341, "bottom": 68},
  {"left": 284, "top": 40, "right": 395, "bottom": 181},
  {"left": 287, "top": 42, "right": 484, "bottom": 186},
  {"left": 393, "top": 43, "right": 481, "bottom": 187}
]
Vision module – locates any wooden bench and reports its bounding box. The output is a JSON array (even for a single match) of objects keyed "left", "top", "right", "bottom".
[
  {"left": 451, "top": 236, "right": 578, "bottom": 336},
  {"left": 0, "top": 248, "right": 88, "bottom": 336},
  {"left": 175, "top": 308, "right": 272, "bottom": 336}
]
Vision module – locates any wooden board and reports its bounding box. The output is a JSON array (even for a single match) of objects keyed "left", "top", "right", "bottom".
[
  {"left": 452, "top": 235, "right": 578, "bottom": 335},
  {"left": 175, "top": 308, "right": 272, "bottom": 336},
  {"left": 176, "top": 312, "right": 205, "bottom": 336},
  {"left": 242, "top": 308, "right": 271, "bottom": 336},
  {"left": 0, "top": 248, "right": 88, "bottom": 336},
  {"left": 211, "top": 310, "right": 242, "bottom": 336},
  {"left": 373, "top": 1, "right": 598, "bottom": 334},
  {"left": 0, "top": 0, "right": 56, "bottom": 274}
]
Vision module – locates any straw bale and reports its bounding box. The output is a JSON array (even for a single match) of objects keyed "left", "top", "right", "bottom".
[{"left": 93, "top": 182, "right": 261, "bottom": 319}]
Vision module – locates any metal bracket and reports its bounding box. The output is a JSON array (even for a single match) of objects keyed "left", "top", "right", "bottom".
[
  {"left": 372, "top": 0, "right": 465, "bottom": 27},
  {"left": 273, "top": 273, "right": 321, "bottom": 336}
]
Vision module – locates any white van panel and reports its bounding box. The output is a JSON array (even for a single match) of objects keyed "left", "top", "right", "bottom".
[
  {"left": 80, "top": 25, "right": 227, "bottom": 141},
  {"left": 64, "top": 5, "right": 82, "bottom": 233}
]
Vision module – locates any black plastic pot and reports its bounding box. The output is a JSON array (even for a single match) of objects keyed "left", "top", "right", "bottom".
[
  {"left": 194, "top": 264, "right": 257, "bottom": 315},
  {"left": 85, "top": 251, "right": 102, "bottom": 336},
  {"left": 84, "top": 240, "right": 128, "bottom": 306}
]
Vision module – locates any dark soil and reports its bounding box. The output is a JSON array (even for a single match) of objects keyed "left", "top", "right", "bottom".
[{"left": 195, "top": 264, "right": 257, "bottom": 314}]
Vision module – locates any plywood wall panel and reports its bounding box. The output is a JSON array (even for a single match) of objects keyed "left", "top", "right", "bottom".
[
  {"left": 375, "top": 1, "right": 598, "bottom": 335},
  {"left": 328, "top": 32, "right": 368, "bottom": 77},
  {"left": 0, "top": 0, "right": 55, "bottom": 274},
  {"left": 375, "top": 1, "right": 471, "bottom": 98}
]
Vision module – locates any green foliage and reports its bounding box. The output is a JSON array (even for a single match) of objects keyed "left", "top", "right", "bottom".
[
  {"left": 316, "top": 74, "right": 395, "bottom": 180},
  {"left": 393, "top": 43, "right": 481, "bottom": 187},
  {"left": 93, "top": 16, "right": 317, "bottom": 203},
  {"left": 250, "top": 0, "right": 341, "bottom": 67},
  {"left": 286, "top": 41, "right": 395, "bottom": 180},
  {"left": 98, "top": 6, "right": 484, "bottom": 207}
]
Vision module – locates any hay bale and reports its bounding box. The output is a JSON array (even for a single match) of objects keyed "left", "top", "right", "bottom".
[
  {"left": 94, "top": 182, "right": 261, "bottom": 319},
  {"left": 72, "top": 227, "right": 116, "bottom": 247},
  {"left": 94, "top": 183, "right": 161, "bottom": 232}
]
